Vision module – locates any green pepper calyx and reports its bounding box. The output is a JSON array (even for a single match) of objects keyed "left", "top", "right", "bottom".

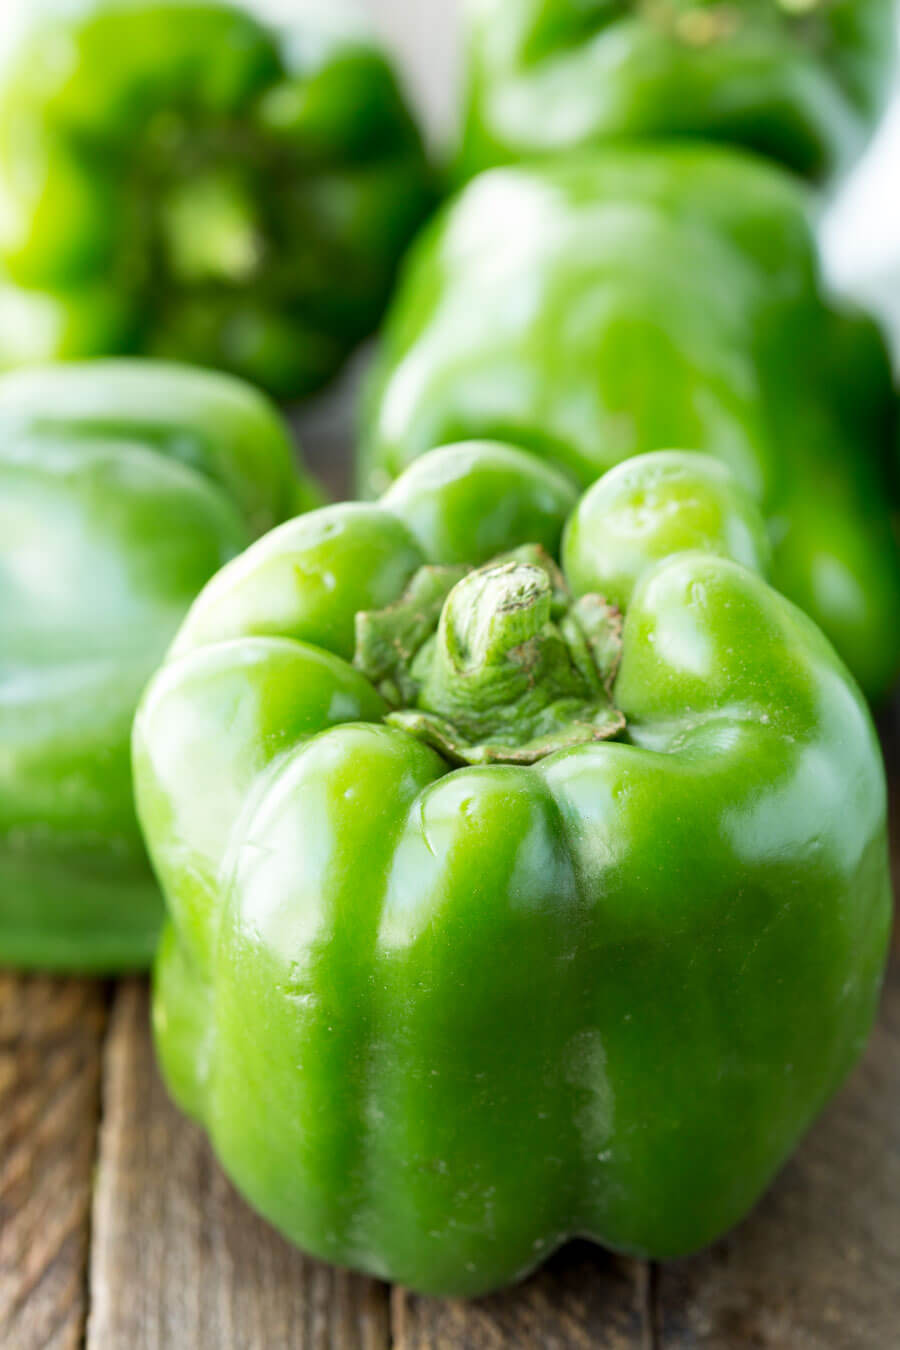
[{"left": 354, "top": 546, "right": 624, "bottom": 765}]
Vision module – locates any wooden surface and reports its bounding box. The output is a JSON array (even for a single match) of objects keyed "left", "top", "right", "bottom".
[
  {"left": 3, "top": 417, "right": 899, "bottom": 1348},
  {"left": 86, "top": 982, "right": 390, "bottom": 1350},
  {"left": 0, "top": 979, "right": 107, "bottom": 1350}
]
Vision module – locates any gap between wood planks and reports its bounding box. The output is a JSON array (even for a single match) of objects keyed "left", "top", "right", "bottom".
[
  {"left": 1, "top": 707, "right": 898, "bottom": 1348},
  {"left": 84, "top": 699, "right": 900, "bottom": 1348},
  {"left": 9, "top": 939, "right": 900, "bottom": 1350},
  {"left": 0, "top": 976, "right": 110, "bottom": 1350},
  {"left": 83, "top": 979, "right": 656, "bottom": 1349}
]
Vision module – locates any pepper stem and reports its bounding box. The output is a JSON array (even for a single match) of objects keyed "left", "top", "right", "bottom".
[
  {"left": 354, "top": 547, "right": 625, "bottom": 766},
  {"left": 424, "top": 561, "right": 555, "bottom": 722},
  {"left": 448, "top": 561, "right": 552, "bottom": 666}
]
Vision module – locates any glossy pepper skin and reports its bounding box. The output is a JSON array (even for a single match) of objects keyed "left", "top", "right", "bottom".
[
  {"left": 0, "top": 358, "right": 317, "bottom": 972},
  {"left": 134, "top": 441, "right": 891, "bottom": 1297},
  {"left": 0, "top": 1, "right": 431, "bottom": 398},
  {"left": 457, "top": 0, "right": 895, "bottom": 181},
  {"left": 362, "top": 146, "right": 900, "bottom": 702}
]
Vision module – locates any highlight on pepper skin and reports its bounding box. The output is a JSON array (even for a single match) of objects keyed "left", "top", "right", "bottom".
[
  {"left": 457, "top": 0, "right": 896, "bottom": 182},
  {"left": 362, "top": 145, "right": 900, "bottom": 702},
  {"left": 134, "top": 442, "right": 891, "bottom": 1297},
  {"left": 0, "top": 358, "right": 317, "bottom": 972},
  {"left": 0, "top": 0, "right": 432, "bottom": 398},
  {"left": 0, "top": 0, "right": 895, "bottom": 1317}
]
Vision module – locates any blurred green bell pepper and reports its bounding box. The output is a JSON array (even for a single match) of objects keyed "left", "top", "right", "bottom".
[
  {"left": 0, "top": 1, "right": 431, "bottom": 398},
  {"left": 134, "top": 441, "right": 890, "bottom": 1296},
  {"left": 458, "top": 0, "right": 895, "bottom": 180},
  {"left": 0, "top": 358, "right": 317, "bottom": 971},
  {"left": 362, "top": 146, "right": 900, "bottom": 701}
]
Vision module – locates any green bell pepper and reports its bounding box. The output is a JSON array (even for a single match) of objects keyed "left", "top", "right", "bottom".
[
  {"left": 134, "top": 441, "right": 890, "bottom": 1296},
  {"left": 0, "top": 1, "right": 431, "bottom": 398},
  {"left": 0, "top": 357, "right": 317, "bottom": 971},
  {"left": 362, "top": 146, "right": 900, "bottom": 701},
  {"left": 458, "top": 0, "right": 895, "bottom": 180}
]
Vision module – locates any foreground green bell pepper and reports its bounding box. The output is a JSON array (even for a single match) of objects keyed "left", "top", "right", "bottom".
[
  {"left": 0, "top": 1, "right": 431, "bottom": 397},
  {"left": 458, "top": 0, "right": 895, "bottom": 181},
  {"left": 134, "top": 441, "right": 890, "bottom": 1296},
  {"left": 0, "top": 358, "right": 316, "bottom": 971},
  {"left": 363, "top": 146, "right": 900, "bottom": 701}
]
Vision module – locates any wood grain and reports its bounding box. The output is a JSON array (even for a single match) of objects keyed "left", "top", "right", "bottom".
[
  {"left": 393, "top": 1247, "right": 651, "bottom": 1350},
  {"left": 86, "top": 979, "right": 390, "bottom": 1350},
  {"left": 0, "top": 975, "right": 107, "bottom": 1350}
]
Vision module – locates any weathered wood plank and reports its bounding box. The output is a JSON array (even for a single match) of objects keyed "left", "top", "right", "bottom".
[
  {"left": 87, "top": 979, "right": 390, "bottom": 1350},
  {"left": 393, "top": 1246, "right": 651, "bottom": 1349},
  {"left": 0, "top": 975, "right": 107, "bottom": 1350}
]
